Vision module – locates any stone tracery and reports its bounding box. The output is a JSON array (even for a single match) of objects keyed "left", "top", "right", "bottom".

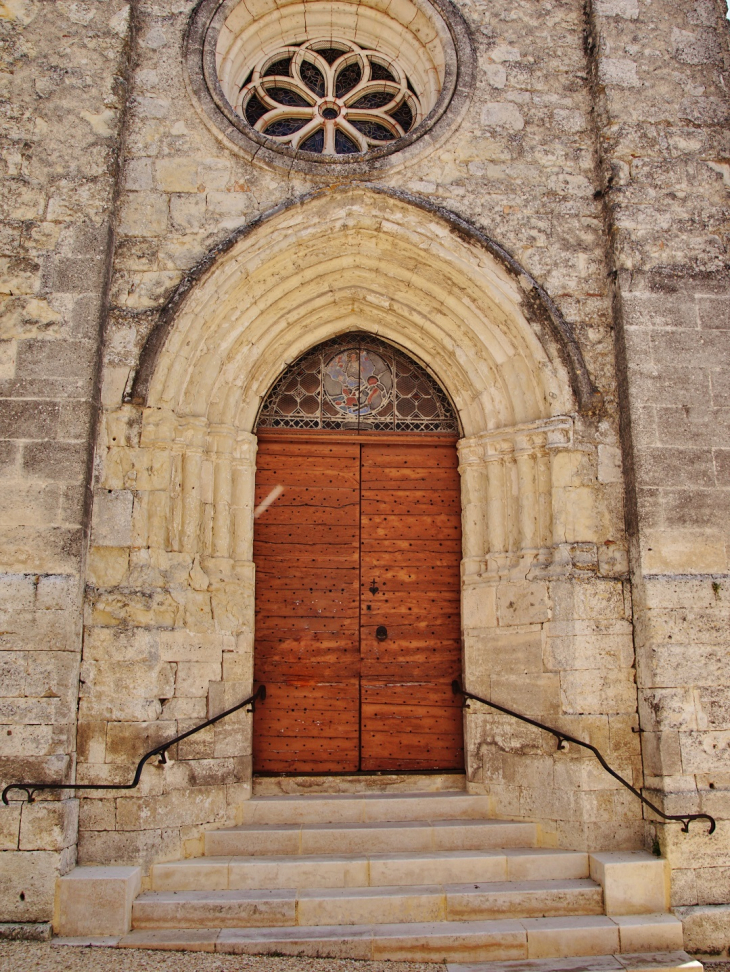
[{"left": 238, "top": 39, "right": 422, "bottom": 155}]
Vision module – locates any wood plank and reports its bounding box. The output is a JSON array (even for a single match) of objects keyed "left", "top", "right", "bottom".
[
  {"left": 360, "top": 467, "right": 459, "bottom": 487},
  {"left": 361, "top": 491, "right": 461, "bottom": 514},
  {"left": 360, "top": 681, "right": 463, "bottom": 706},
  {"left": 255, "top": 487, "right": 361, "bottom": 509},
  {"left": 254, "top": 524, "right": 358, "bottom": 544},
  {"left": 257, "top": 441, "right": 360, "bottom": 458},
  {"left": 361, "top": 444, "right": 459, "bottom": 467}
]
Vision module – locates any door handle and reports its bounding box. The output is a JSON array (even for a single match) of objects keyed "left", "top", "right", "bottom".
[{"left": 376, "top": 625, "right": 388, "bottom": 642}]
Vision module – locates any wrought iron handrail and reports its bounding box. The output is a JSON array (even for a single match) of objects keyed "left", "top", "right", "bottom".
[
  {"left": 2, "top": 684, "right": 266, "bottom": 805},
  {"left": 452, "top": 680, "right": 715, "bottom": 835}
]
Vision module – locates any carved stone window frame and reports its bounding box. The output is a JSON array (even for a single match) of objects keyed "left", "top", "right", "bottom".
[{"left": 184, "top": 0, "right": 475, "bottom": 176}]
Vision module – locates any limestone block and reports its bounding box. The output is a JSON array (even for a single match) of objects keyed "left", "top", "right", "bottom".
[
  {"left": 462, "top": 584, "right": 497, "bottom": 629},
  {"left": 114, "top": 785, "right": 226, "bottom": 831},
  {"left": 560, "top": 669, "right": 637, "bottom": 716},
  {"left": 595, "top": 0, "right": 639, "bottom": 18},
  {"left": 491, "top": 674, "right": 561, "bottom": 719},
  {"left": 598, "top": 58, "right": 640, "bottom": 88},
  {"left": 175, "top": 661, "right": 222, "bottom": 697},
  {"left": 675, "top": 904, "right": 730, "bottom": 956},
  {"left": 465, "top": 626, "right": 543, "bottom": 677},
  {"left": 481, "top": 102, "right": 524, "bottom": 131},
  {"left": 496, "top": 582, "right": 549, "bottom": 627},
  {"left": 170, "top": 194, "right": 206, "bottom": 232},
  {"left": 589, "top": 851, "right": 670, "bottom": 915},
  {"left": 0, "top": 803, "right": 21, "bottom": 850},
  {"left": 117, "top": 193, "right": 168, "bottom": 237},
  {"left": 20, "top": 800, "right": 78, "bottom": 852},
  {"left": 86, "top": 547, "right": 129, "bottom": 586},
  {"left": 155, "top": 159, "right": 200, "bottom": 193},
  {"left": 78, "top": 798, "right": 116, "bottom": 833},
  {"left": 0, "top": 850, "right": 60, "bottom": 922},
  {"left": 543, "top": 619, "right": 634, "bottom": 672},
  {"left": 91, "top": 490, "right": 133, "bottom": 547},
  {"left": 159, "top": 630, "right": 227, "bottom": 664},
  {"left": 54, "top": 866, "right": 142, "bottom": 936}
]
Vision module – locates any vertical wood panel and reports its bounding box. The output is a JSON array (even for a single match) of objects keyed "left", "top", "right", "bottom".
[
  {"left": 359, "top": 439, "right": 464, "bottom": 771},
  {"left": 252, "top": 438, "right": 361, "bottom": 773}
]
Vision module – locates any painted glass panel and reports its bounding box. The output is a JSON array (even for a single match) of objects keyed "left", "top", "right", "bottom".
[{"left": 257, "top": 333, "right": 458, "bottom": 433}]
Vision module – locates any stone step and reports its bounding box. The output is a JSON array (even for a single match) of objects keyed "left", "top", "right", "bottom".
[
  {"left": 252, "top": 773, "right": 467, "bottom": 797},
  {"left": 204, "top": 818, "right": 538, "bottom": 857},
  {"left": 446, "top": 953, "right": 701, "bottom": 972},
  {"left": 152, "top": 848, "right": 589, "bottom": 892},
  {"left": 119, "top": 915, "right": 685, "bottom": 961},
  {"left": 238, "top": 790, "right": 490, "bottom": 825},
  {"left": 132, "top": 879, "right": 603, "bottom": 929}
]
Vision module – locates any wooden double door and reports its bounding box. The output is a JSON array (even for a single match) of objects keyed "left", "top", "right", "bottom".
[{"left": 252, "top": 431, "right": 464, "bottom": 773}]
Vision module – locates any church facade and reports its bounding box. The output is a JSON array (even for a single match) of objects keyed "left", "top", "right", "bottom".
[{"left": 0, "top": 0, "right": 729, "bottom": 956}]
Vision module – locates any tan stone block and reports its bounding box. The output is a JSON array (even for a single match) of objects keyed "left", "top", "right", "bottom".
[
  {"left": 155, "top": 159, "right": 200, "bottom": 193},
  {"left": 104, "top": 720, "right": 177, "bottom": 764},
  {"left": 466, "top": 626, "right": 543, "bottom": 677},
  {"left": 76, "top": 721, "right": 111, "bottom": 763},
  {"left": 115, "top": 785, "right": 226, "bottom": 831},
  {"left": 20, "top": 800, "right": 78, "bottom": 852},
  {"left": 496, "top": 582, "right": 549, "bottom": 626},
  {"left": 491, "top": 674, "right": 560, "bottom": 719},
  {"left": 560, "top": 669, "right": 637, "bottom": 716},
  {"left": 159, "top": 630, "right": 227, "bottom": 664},
  {"left": 78, "top": 798, "right": 116, "bottom": 833},
  {"left": 117, "top": 193, "right": 168, "bottom": 237},
  {"left": 462, "top": 583, "right": 497, "bottom": 629},
  {"left": 0, "top": 850, "right": 60, "bottom": 922},
  {"left": 0, "top": 804, "right": 21, "bottom": 850},
  {"left": 589, "top": 851, "right": 670, "bottom": 914},
  {"left": 91, "top": 490, "right": 133, "bottom": 547},
  {"left": 675, "top": 903, "right": 730, "bottom": 955},
  {"left": 175, "top": 660, "right": 222, "bottom": 697},
  {"left": 523, "top": 915, "right": 619, "bottom": 958},
  {"left": 642, "top": 531, "right": 727, "bottom": 574},
  {"left": 55, "top": 865, "right": 141, "bottom": 936},
  {"left": 543, "top": 619, "right": 634, "bottom": 671},
  {"left": 611, "top": 914, "right": 684, "bottom": 952}
]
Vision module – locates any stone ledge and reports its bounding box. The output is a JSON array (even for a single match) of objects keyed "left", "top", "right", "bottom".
[{"left": 0, "top": 922, "right": 52, "bottom": 941}]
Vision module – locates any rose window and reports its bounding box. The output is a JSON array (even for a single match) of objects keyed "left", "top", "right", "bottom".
[{"left": 237, "top": 40, "right": 423, "bottom": 156}]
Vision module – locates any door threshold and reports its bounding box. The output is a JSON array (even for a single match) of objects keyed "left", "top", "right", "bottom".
[{"left": 252, "top": 771, "right": 467, "bottom": 796}]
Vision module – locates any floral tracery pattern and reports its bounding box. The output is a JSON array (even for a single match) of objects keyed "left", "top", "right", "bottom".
[{"left": 236, "top": 39, "right": 422, "bottom": 155}]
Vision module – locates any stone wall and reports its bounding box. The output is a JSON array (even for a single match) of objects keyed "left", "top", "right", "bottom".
[
  {"left": 585, "top": 0, "right": 730, "bottom": 936},
  {"left": 0, "top": 0, "right": 131, "bottom": 924},
  {"left": 0, "top": 0, "right": 727, "bottom": 947}
]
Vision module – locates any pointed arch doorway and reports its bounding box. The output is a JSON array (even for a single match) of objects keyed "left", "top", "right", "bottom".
[{"left": 252, "top": 333, "right": 464, "bottom": 773}]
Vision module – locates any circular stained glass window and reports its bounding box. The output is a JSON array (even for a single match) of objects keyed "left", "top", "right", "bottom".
[
  {"left": 238, "top": 40, "right": 422, "bottom": 156},
  {"left": 186, "top": 0, "right": 474, "bottom": 171},
  {"left": 257, "top": 333, "right": 458, "bottom": 433}
]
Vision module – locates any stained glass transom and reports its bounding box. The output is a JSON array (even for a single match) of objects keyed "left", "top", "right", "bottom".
[{"left": 257, "top": 334, "right": 458, "bottom": 433}]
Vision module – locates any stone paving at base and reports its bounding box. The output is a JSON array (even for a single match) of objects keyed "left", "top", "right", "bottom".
[{"left": 0, "top": 942, "right": 440, "bottom": 972}]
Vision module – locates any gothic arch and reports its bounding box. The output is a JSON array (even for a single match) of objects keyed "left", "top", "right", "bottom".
[{"left": 130, "top": 185, "right": 601, "bottom": 427}]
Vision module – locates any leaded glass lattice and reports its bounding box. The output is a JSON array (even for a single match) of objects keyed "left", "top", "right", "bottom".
[{"left": 257, "top": 334, "right": 459, "bottom": 433}]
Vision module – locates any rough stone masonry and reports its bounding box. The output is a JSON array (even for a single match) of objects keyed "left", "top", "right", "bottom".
[{"left": 0, "top": 0, "right": 728, "bottom": 955}]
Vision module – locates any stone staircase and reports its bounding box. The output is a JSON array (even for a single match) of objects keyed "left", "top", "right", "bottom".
[{"left": 97, "top": 789, "right": 696, "bottom": 966}]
